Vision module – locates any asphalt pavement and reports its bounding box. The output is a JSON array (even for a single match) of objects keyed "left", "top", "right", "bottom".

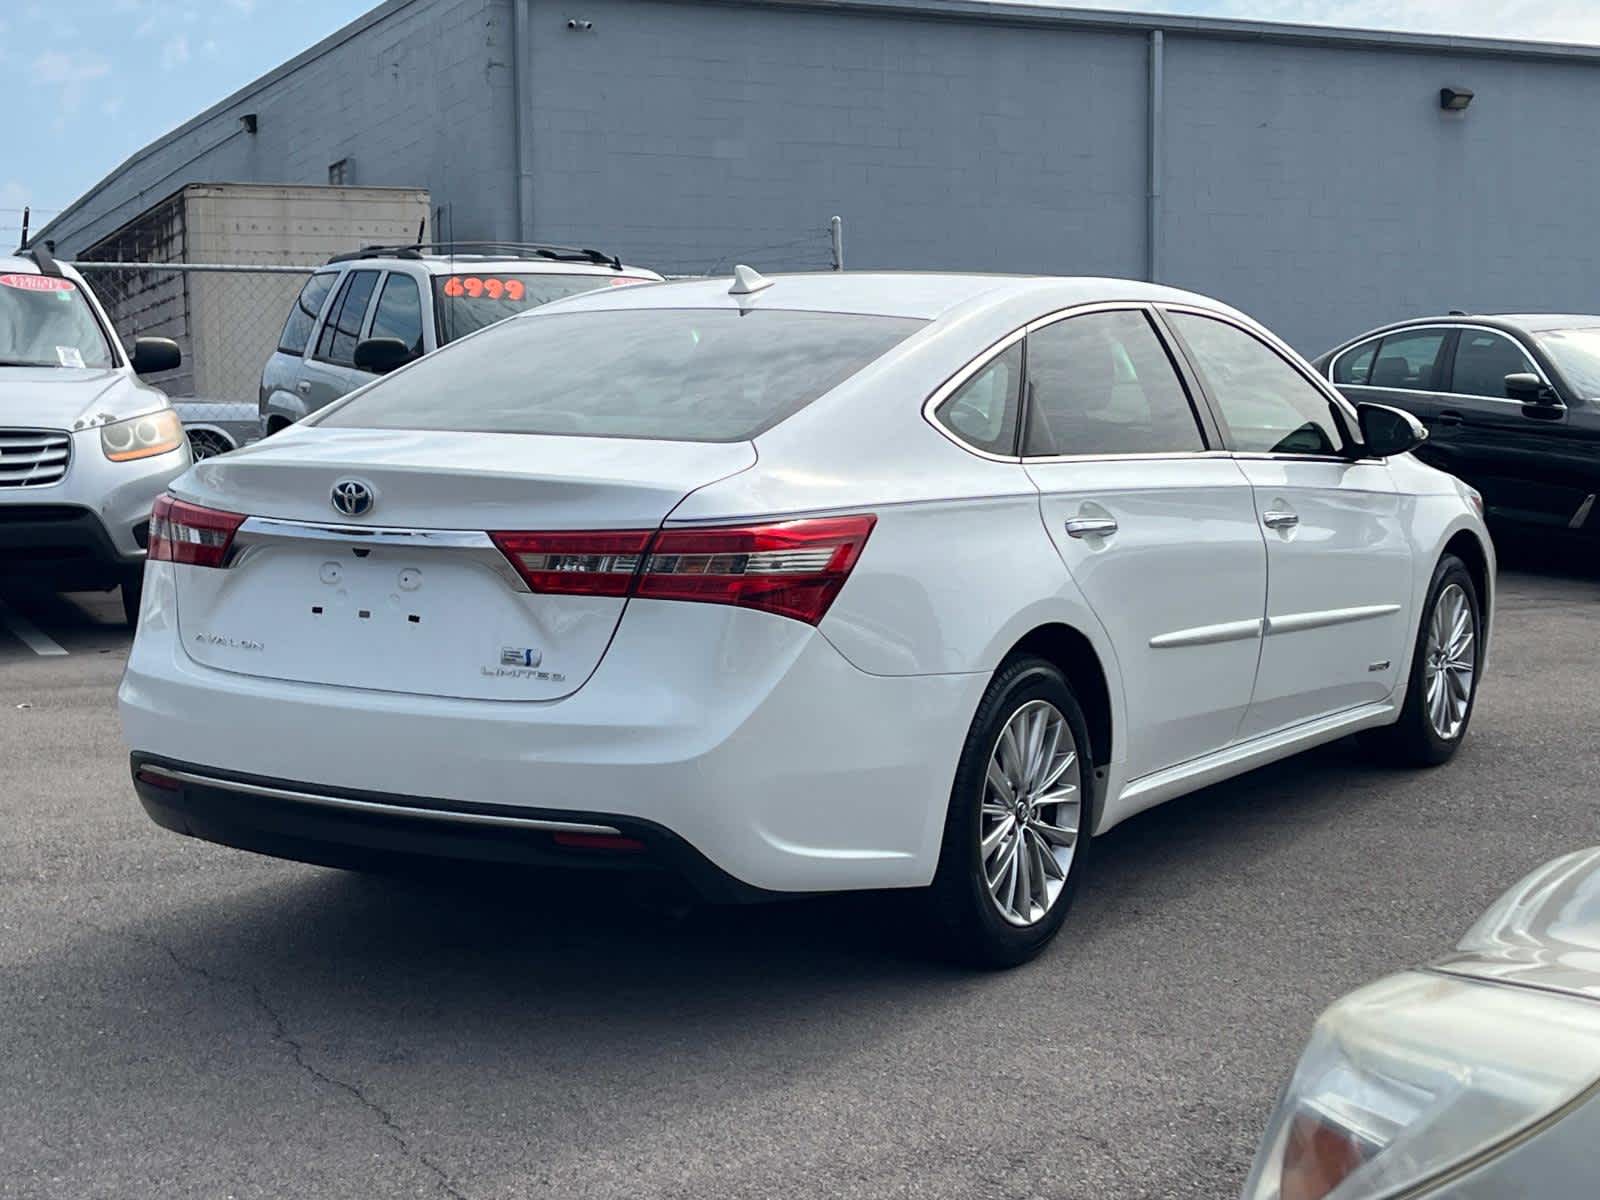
[{"left": 4, "top": 547, "right": 1599, "bottom": 1199}]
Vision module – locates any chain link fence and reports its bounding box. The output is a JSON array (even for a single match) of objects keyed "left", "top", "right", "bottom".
[{"left": 71, "top": 262, "right": 313, "bottom": 455}]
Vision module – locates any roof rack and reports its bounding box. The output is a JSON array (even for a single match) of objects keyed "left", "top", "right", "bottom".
[
  {"left": 325, "top": 241, "right": 624, "bottom": 270},
  {"left": 25, "top": 243, "right": 64, "bottom": 278}
]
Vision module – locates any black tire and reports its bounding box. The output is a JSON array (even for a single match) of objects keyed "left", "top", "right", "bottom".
[
  {"left": 927, "top": 655, "right": 1095, "bottom": 968},
  {"left": 186, "top": 428, "right": 233, "bottom": 460},
  {"left": 1368, "top": 554, "right": 1482, "bottom": 766},
  {"left": 121, "top": 570, "right": 144, "bottom": 628}
]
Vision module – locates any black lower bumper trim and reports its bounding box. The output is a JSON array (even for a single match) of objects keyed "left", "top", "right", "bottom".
[
  {"left": 129, "top": 754, "right": 773, "bottom": 904},
  {"left": 0, "top": 504, "right": 138, "bottom": 589}
]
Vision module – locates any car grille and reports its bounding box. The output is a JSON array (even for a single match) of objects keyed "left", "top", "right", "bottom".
[{"left": 0, "top": 428, "right": 72, "bottom": 488}]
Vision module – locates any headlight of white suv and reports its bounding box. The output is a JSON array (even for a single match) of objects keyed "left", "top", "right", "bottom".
[
  {"left": 100, "top": 409, "right": 184, "bottom": 462},
  {"left": 1241, "top": 970, "right": 1600, "bottom": 1200}
]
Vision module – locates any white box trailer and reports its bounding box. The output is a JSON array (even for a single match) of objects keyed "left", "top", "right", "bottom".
[{"left": 75, "top": 183, "right": 430, "bottom": 452}]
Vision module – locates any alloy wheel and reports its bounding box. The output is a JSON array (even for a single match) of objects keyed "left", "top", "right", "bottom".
[
  {"left": 980, "top": 699, "right": 1082, "bottom": 927},
  {"left": 1423, "top": 582, "right": 1476, "bottom": 741}
]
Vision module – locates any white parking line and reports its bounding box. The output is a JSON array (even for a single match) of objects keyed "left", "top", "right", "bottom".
[{"left": 0, "top": 599, "right": 67, "bottom": 656}]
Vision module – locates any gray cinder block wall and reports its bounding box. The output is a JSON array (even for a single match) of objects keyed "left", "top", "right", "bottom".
[{"left": 38, "top": 0, "right": 1600, "bottom": 352}]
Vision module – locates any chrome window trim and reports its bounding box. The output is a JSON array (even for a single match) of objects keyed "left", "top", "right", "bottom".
[
  {"left": 1327, "top": 322, "right": 1563, "bottom": 407},
  {"left": 228, "top": 516, "right": 531, "bottom": 592}
]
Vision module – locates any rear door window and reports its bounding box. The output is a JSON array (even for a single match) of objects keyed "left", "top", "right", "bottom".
[
  {"left": 1023, "top": 310, "right": 1205, "bottom": 457},
  {"left": 278, "top": 271, "right": 337, "bottom": 356},
  {"left": 319, "top": 308, "right": 926, "bottom": 442},
  {"left": 370, "top": 273, "right": 424, "bottom": 356},
  {"left": 1331, "top": 340, "right": 1378, "bottom": 386},
  {"left": 1370, "top": 330, "right": 1448, "bottom": 391},
  {"left": 314, "top": 270, "right": 379, "bottom": 366},
  {"left": 1451, "top": 330, "right": 1537, "bottom": 398}
]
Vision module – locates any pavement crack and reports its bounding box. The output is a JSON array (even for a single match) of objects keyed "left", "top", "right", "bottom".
[{"left": 79, "top": 920, "right": 471, "bottom": 1200}]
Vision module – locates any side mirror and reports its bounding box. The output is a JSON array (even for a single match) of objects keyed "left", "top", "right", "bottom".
[
  {"left": 1357, "top": 402, "right": 1428, "bottom": 458},
  {"left": 130, "top": 336, "right": 181, "bottom": 375},
  {"left": 353, "top": 337, "right": 419, "bottom": 375},
  {"left": 1505, "top": 372, "right": 1559, "bottom": 405}
]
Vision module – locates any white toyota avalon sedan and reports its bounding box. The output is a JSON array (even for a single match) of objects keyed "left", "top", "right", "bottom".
[{"left": 119, "top": 270, "right": 1492, "bottom": 965}]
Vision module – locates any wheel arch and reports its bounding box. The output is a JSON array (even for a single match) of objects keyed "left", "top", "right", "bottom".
[
  {"left": 1000, "top": 623, "right": 1114, "bottom": 775},
  {"left": 1443, "top": 528, "right": 1492, "bottom": 638}
]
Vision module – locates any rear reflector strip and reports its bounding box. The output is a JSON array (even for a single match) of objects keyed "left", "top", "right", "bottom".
[
  {"left": 148, "top": 494, "right": 247, "bottom": 568},
  {"left": 552, "top": 832, "right": 647, "bottom": 852},
  {"left": 489, "top": 514, "right": 876, "bottom": 625}
]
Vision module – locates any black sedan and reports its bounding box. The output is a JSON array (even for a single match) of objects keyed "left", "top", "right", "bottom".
[{"left": 1314, "top": 314, "right": 1600, "bottom": 535}]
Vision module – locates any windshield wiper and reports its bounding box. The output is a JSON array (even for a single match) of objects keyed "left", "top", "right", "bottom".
[{"left": 0, "top": 358, "right": 67, "bottom": 368}]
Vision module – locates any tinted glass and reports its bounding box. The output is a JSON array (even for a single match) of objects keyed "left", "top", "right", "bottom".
[
  {"left": 1331, "top": 341, "right": 1377, "bottom": 386},
  {"left": 320, "top": 308, "right": 926, "bottom": 442},
  {"left": 1535, "top": 328, "right": 1600, "bottom": 400},
  {"left": 315, "top": 270, "right": 379, "bottom": 366},
  {"left": 369, "top": 273, "right": 424, "bottom": 356},
  {"left": 0, "top": 273, "right": 114, "bottom": 368},
  {"left": 1451, "top": 330, "right": 1534, "bottom": 398},
  {"left": 1167, "top": 311, "right": 1344, "bottom": 456},
  {"left": 1023, "top": 310, "right": 1202, "bottom": 457},
  {"left": 1370, "top": 330, "right": 1447, "bottom": 391},
  {"left": 935, "top": 342, "right": 1022, "bottom": 455},
  {"left": 433, "top": 273, "right": 646, "bottom": 343},
  {"left": 278, "top": 272, "right": 336, "bottom": 356}
]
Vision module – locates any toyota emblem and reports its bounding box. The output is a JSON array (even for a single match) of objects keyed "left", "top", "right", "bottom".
[{"left": 330, "top": 478, "right": 375, "bottom": 517}]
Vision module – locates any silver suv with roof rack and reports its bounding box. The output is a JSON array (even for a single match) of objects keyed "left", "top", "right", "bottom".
[{"left": 258, "top": 242, "right": 661, "bottom": 435}]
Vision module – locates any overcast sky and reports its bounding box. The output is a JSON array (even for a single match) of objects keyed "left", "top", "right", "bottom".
[{"left": 5, "top": 0, "right": 1598, "bottom": 245}]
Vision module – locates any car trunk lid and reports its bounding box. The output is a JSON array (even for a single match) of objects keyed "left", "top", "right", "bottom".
[{"left": 171, "top": 428, "right": 755, "bottom": 701}]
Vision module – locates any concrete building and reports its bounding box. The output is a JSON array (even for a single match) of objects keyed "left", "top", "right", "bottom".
[{"left": 37, "top": 0, "right": 1600, "bottom": 352}]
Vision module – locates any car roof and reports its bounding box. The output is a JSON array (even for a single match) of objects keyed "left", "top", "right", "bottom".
[
  {"left": 535, "top": 271, "right": 1231, "bottom": 322},
  {"left": 1333, "top": 312, "right": 1600, "bottom": 349},
  {"left": 325, "top": 254, "right": 661, "bottom": 280}
]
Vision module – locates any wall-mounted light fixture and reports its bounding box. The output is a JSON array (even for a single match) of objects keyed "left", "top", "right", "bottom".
[
  {"left": 1440, "top": 87, "right": 1474, "bottom": 112},
  {"left": 239, "top": 113, "right": 259, "bottom": 134}
]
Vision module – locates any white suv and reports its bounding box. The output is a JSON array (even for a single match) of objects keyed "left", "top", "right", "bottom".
[{"left": 258, "top": 242, "right": 661, "bottom": 434}]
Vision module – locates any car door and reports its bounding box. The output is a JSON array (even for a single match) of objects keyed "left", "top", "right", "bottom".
[
  {"left": 1441, "top": 326, "right": 1585, "bottom": 529},
  {"left": 298, "top": 268, "right": 381, "bottom": 412},
  {"left": 1330, "top": 326, "right": 1455, "bottom": 442},
  {"left": 1023, "top": 305, "right": 1268, "bottom": 781},
  {"left": 1164, "top": 308, "right": 1413, "bottom": 739}
]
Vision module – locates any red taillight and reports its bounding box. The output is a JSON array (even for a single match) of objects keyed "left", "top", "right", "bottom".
[
  {"left": 489, "top": 530, "right": 653, "bottom": 596},
  {"left": 638, "top": 515, "right": 876, "bottom": 625},
  {"left": 147, "top": 494, "right": 246, "bottom": 568},
  {"left": 552, "top": 832, "right": 647, "bottom": 852},
  {"left": 488, "top": 514, "right": 875, "bottom": 625}
]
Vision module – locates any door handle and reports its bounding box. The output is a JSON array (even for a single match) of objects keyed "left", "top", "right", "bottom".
[
  {"left": 1262, "top": 510, "right": 1299, "bottom": 530},
  {"left": 1065, "top": 517, "right": 1118, "bottom": 539},
  {"left": 1436, "top": 410, "right": 1462, "bottom": 426},
  {"left": 296, "top": 380, "right": 312, "bottom": 394}
]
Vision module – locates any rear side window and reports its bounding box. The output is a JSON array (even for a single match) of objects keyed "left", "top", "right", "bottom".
[
  {"left": 314, "top": 270, "right": 379, "bottom": 366},
  {"left": 319, "top": 308, "right": 926, "bottom": 442},
  {"left": 934, "top": 343, "right": 1023, "bottom": 456},
  {"left": 1023, "top": 310, "right": 1204, "bottom": 457},
  {"left": 1370, "top": 330, "right": 1448, "bottom": 391},
  {"left": 370, "top": 273, "right": 424, "bottom": 356},
  {"left": 1451, "top": 330, "right": 1535, "bottom": 398},
  {"left": 278, "top": 272, "right": 336, "bottom": 356},
  {"left": 1331, "top": 341, "right": 1377, "bottom": 386}
]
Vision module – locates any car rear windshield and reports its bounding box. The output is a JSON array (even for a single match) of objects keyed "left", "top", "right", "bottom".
[
  {"left": 1534, "top": 328, "right": 1600, "bottom": 400},
  {"left": 0, "top": 273, "right": 115, "bottom": 369},
  {"left": 320, "top": 308, "right": 927, "bottom": 441},
  {"left": 432, "top": 273, "right": 651, "bottom": 343}
]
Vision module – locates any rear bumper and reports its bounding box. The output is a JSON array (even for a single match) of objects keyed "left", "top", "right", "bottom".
[
  {"left": 131, "top": 756, "right": 765, "bottom": 902},
  {"left": 119, "top": 562, "right": 987, "bottom": 893}
]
